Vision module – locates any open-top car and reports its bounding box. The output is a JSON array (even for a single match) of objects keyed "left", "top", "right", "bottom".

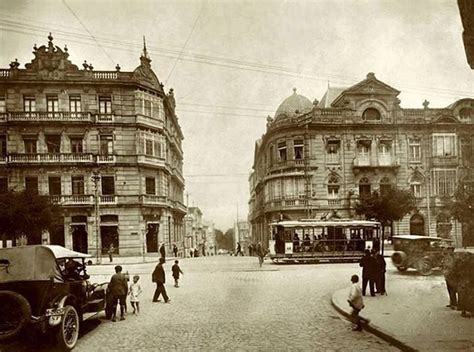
[
  {"left": 391, "top": 235, "right": 454, "bottom": 276},
  {"left": 0, "top": 245, "right": 107, "bottom": 351}
]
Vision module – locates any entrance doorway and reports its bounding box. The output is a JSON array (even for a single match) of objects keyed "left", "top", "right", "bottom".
[
  {"left": 101, "top": 226, "right": 119, "bottom": 255},
  {"left": 72, "top": 225, "right": 88, "bottom": 253},
  {"left": 146, "top": 223, "right": 159, "bottom": 253},
  {"left": 410, "top": 214, "right": 425, "bottom": 236}
]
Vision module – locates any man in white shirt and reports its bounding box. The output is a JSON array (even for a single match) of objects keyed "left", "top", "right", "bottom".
[{"left": 348, "top": 274, "right": 364, "bottom": 331}]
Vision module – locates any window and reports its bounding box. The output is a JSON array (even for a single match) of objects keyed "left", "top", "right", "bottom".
[
  {"left": 410, "top": 183, "right": 421, "bottom": 198},
  {"left": 327, "top": 176, "right": 339, "bottom": 199},
  {"left": 433, "top": 134, "right": 456, "bottom": 157},
  {"left": 70, "top": 137, "right": 83, "bottom": 153},
  {"left": 294, "top": 139, "right": 304, "bottom": 160},
  {"left": 23, "top": 96, "right": 36, "bottom": 113},
  {"left": 69, "top": 96, "right": 81, "bottom": 116},
  {"left": 326, "top": 141, "right": 340, "bottom": 164},
  {"left": 269, "top": 145, "right": 274, "bottom": 165},
  {"left": 378, "top": 142, "right": 392, "bottom": 165},
  {"left": 146, "top": 177, "right": 156, "bottom": 195},
  {"left": 144, "top": 100, "right": 152, "bottom": 117},
  {"left": 459, "top": 107, "right": 472, "bottom": 121},
  {"left": 71, "top": 176, "right": 85, "bottom": 195},
  {"left": 101, "top": 176, "right": 115, "bottom": 195},
  {"left": 432, "top": 169, "right": 456, "bottom": 197},
  {"left": 99, "top": 96, "right": 112, "bottom": 114},
  {"left": 145, "top": 139, "right": 153, "bottom": 156},
  {"left": 46, "top": 96, "right": 59, "bottom": 113},
  {"left": 362, "top": 108, "right": 381, "bottom": 121},
  {"left": 0, "top": 96, "right": 5, "bottom": 113},
  {"left": 25, "top": 176, "right": 38, "bottom": 195},
  {"left": 45, "top": 135, "right": 61, "bottom": 153},
  {"left": 409, "top": 139, "right": 421, "bottom": 162},
  {"left": 359, "top": 177, "right": 371, "bottom": 198},
  {"left": 99, "top": 135, "right": 113, "bottom": 155},
  {"left": 379, "top": 177, "right": 392, "bottom": 194},
  {"left": 23, "top": 138, "right": 37, "bottom": 154},
  {"left": 0, "top": 135, "right": 6, "bottom": 156},
  {"left": 357, "top": 141, "right": 371, "bottom": 165},
  {"left": 48, "top": 176, "right": 61, "bottom": 195},
  {"left": 278, "top": 142, "right": 287, "bottom": 162},
  {"left": 0, "top": 177, "right": 7, "bottom": 194}
]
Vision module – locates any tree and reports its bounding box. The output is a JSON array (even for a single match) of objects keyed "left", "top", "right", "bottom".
[
  {"left": 215, "top": 228, "right": 234, "bottom": 250},
  {"left": 449, "top": 185, "right": 474, "bottom": 247},
  {"left": 355, "top": 187, "right": 416, "bottom": 241},
  {"left": 0, "top": 190, "right": 62, "bottom": 245}
]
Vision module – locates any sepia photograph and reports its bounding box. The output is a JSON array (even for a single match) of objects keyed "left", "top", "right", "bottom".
[{"left": 0, "top": 0, "right": 473, "bottom": 351}]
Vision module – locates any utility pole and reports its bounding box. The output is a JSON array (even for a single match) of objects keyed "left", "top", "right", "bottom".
[
  {"left": 298, "top": 114, "right": 313, "bottom": 219},
  {"left": 91, "top": 170, "right": 101, "bottom": 264}
]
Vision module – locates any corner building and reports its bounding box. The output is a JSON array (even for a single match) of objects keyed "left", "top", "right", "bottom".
[
  {"left": 0, "top": 35, "right": 186, "bottom": 256},
  {"left": 249, "top": 73, "right": 474, "bottom": 247}
]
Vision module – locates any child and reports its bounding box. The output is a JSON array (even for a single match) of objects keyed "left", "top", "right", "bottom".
[
  {"left": 347, "top": 274, "right": 364, "bottom": 331},
  {"left": 171, "top": 260, "right": 184, "bottom": 288},
  {"left": 129, "top": 275, "right": 142, "bottom": 315}
]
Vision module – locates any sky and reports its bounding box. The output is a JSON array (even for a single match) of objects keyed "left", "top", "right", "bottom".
[{"left": 0, "top": 0, "right": 472, "bottom": 231}]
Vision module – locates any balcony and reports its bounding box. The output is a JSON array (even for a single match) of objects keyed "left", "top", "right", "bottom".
[
  {"left": 352, "top": 157, "right": 400, "bottom": 171},
  {"left": 8, "top": 111, "right": 92, "bottom": 122},
  {"left": 140, "top": 194, "right": 167, "bottom": 205},
  {"left": 0, "top": 113, "right": 7, "bottom": 122},
  {"left": 0, "top": 155, "right": 6, "bottom": 164},
  {"left": 96, "top": 114, "right": 114, "bottom": 123},
  {"left": 136, "top": 114, "right": 164, "bottom": 130},
  {"left": 96, "top": 154, "right": 116, "bottom": 164},
  {"left": 100, "top": 195, "right": 117, "bottom": 204},
  {"left": 49, "top": 195, "right": 94, "bottom": 205},
  {"left": 8, "top": 153, "right": 94, "bottom": 164},
  {"left": 327, "top": 198, "right": 341, "bottom": 207},
  {"left": 431, "top": 156, "right": 458, "bottom": 167},
  {"left": 137, "top": 154, "right": 166, "bottom": 167}
]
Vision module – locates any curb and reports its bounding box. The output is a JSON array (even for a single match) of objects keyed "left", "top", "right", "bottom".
[{"left": 331, "top": 292, "right": 417, "bottom": 352}]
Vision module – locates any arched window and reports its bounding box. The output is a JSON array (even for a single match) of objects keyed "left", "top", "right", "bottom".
[
  {"left": 327, "top": 176, "right": 340, "bottom": 199},
  {"left": 362, "top": 108, "right": 381, "bottom": 121},
  {"left": 379, "top": 177, "right": 392, "bottom": 194},
  {"left": 410, "top": 174, "right": 423, "bottom": 198},
  {"left": 359, "top": 177, "right": 371, "bottom": 198}
]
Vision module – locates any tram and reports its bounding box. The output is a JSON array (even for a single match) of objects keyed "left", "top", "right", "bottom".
[{"left": 268, "top": 219, "right": 382, "bottom": 264}]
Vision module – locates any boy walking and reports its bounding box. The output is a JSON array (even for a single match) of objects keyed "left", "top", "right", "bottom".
[
  {"left": 172, "top": 260, "right": 184, "bottom": 287},
  {"left": 347, "top": 274, "right": 365, "bottom": 331}
]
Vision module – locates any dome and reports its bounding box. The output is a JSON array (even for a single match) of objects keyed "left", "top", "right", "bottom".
[{"left": 274, "top": 88, "right": 313, "bottom": 119}]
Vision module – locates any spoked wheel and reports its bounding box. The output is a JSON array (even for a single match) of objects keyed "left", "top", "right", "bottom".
[
  {"left": 55, "top": 305, "right": 79, "bottom": 351},
  {"left": 417, "top": 259, "right": 433, "bottom": 276}
]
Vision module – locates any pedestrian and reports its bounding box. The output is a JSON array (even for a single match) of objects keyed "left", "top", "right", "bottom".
[
  {"left": 235, "top": 242, "right": 242, "bottom": 256},
  {"left": 347, "top": 274, "right": 365, "bottom": 331},
  {"left": 359, "top": 249, "right": 376, "bottom": 296},
  {"left": 129, "top": 275, "right": 142, "bottom": 315},
  {"left": 152, "top": 257, "right": 170, "bottom": 303},
  {"left": 442, "top": 247, "right": 458, "bottom": 310},
  {"left": 172, "top": 260, "right": 184, "bottom": 287},
  {"left": 374, "top": 250, "right": 386, "bottom": 295},
  {"left": 256, "top": 242, "right": 266, "bottom": 267},
  {"left": 160, "top": 243, "right": 166, "bottom": 261},
  {"left": 108, "top": 243, "right": 115, "bottom": 263},
  {"left": 248, "top": 243, "right": 254, "bottom": 257},
  {"left": 173, "top": 243, "right": 178, "bottom": 257},
  {"left": 109, "top": 265, "right": 128, "bottom": 322},
  {"left": 194, "top": 248, "right": 199, "bottom": 257},
  {"left": 190, "top": 249, "right": 194, "bottom": 258}
]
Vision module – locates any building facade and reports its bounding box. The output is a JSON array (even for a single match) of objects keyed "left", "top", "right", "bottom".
[
  {"left": 0, "top": 34, "right": 186, "bottom": 257},
  {"left": 249, "top": 73, "right": 474, "bottom": 247}
]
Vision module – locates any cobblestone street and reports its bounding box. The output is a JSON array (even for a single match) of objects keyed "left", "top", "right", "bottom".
[{"left": 74, "top": 256, "right": 396, "bottom": 351}]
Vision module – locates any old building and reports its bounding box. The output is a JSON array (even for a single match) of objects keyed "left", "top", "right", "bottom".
[
  {"left": 0, "top": 34, "right": 186, "bottom": 257},
  {"left": 249, "top": 73, "right": 474, "bottom": 247}
]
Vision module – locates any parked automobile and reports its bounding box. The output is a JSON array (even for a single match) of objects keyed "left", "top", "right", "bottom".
[
  {"left": 0, "top": 245, "right": 108, "bottom": 350},
  {"left": 391, "top": 235, "right": 454, "bottom": 276},
  {"left": 217, "top": 249, "right": 229, "bottom": 255}
]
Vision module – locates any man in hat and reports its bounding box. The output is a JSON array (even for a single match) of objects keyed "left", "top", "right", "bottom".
[{"left": 152, "top": 257, "right": 170, "bottom": 303}]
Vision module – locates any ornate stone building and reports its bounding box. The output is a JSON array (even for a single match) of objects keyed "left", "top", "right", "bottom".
[
  {"left": 248, "top": 73, "right": 474, "bottom": 247},
  {"left": 0, "top": 34, "right": 186, "bottom": 257}
]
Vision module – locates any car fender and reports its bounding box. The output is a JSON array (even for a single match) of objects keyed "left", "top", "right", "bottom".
[{"left": 47, "top": 294, "right": 77, "bottom": 327}]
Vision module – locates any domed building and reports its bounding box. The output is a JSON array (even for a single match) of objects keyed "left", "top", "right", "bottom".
[{"left": 249, "top": 73, "right": 474, "bottom": 247}]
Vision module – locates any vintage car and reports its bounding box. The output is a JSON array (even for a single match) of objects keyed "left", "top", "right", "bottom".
[
  {"left": 391, "top": 235, "right": 454, "bottom": 275},
  {"left": 0, "top": 245, "right": 107, "bottom": 351}
]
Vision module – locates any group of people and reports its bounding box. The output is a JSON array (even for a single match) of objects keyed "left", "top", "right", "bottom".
[
  {"left": 359, "top": 249, "right": 386, "bottom": 296},
  {"left": 107, "top": 259, "right": 184, "bottom": 322}
]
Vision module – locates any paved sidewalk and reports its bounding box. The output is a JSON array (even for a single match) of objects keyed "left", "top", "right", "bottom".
[{"left": 332, "top": 273, "right": 474, "bottom": 351}]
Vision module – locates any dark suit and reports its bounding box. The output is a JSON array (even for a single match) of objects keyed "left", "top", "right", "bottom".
[
  {"left": 359, "top": 254, "right": 376, "bottom": 296},
  {"left": 152, "top": 263, "right": 169, "bottom": 302},
  {"left": 375, "top": 253, "right": 386, "bottom": 294}
]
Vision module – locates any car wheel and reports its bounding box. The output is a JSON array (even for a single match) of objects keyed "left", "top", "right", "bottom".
[
  {"left": 55, "top": 305, "right": 79, "bottom": 351},
  {"left": 417, "top": 259, "right": 433, "bottom": 276},
  {"left": 0, "top": 290, "right": 31, "bottom": 341},
  {"left": 396, "top": 266, "right": 408, "bottom": 272}
]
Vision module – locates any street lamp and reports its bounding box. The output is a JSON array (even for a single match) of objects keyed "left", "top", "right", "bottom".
[{"left": 91, "top": 170, "right": 101, "bottom": 264}]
